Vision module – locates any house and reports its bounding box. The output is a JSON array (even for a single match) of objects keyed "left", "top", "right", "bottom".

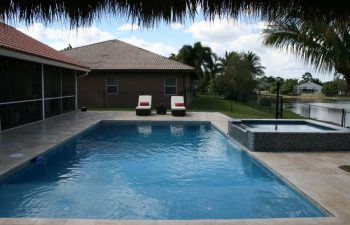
[
  {"left": 294, "top": 82, "right": 322, "bottom": 94},
  {"left": 62, "top": 40, "right": 196, "bottom": 108},
  {"left": 0, "top": 23, "right": 90, "bottom": 131}
]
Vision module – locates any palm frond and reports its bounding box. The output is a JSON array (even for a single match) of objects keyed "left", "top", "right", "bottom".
[
  {"left": 263, "top": 15, "right": 350, "bottom": 77},
  {"left": 0, "top": 0, "right": 349, "bottom": 27}
]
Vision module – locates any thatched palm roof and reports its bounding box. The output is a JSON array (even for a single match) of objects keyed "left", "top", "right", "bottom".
[{"left": 0, "top": 0, "right": 349, "bottom": 27}]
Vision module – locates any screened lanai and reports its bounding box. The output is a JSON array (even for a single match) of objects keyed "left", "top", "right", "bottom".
[{"left": 0, "top": 23, "right": 89, "bottom": 131}]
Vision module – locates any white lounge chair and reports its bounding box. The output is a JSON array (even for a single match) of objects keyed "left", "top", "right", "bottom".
[
  {"left": 171, "top": 96, "right": 186, "bottom": 116},
  {"left": 136, "top": 95, "right": 152, "bottom": 116}
]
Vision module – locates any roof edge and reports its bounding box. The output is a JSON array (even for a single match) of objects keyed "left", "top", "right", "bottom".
[
  {"left": 90, "top": 68, "right": 195, "bottom": 72},
  {"left": 62, "top": 39, "right": 195, "bottom": 71},
  {"left": 0, "top": 48, "right": 90, "bottom": 72}
]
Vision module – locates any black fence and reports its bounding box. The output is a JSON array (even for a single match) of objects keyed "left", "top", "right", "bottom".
[
  {"left": 284, "top": 101, "right": 350, "bottom": 127},
  {"left": 238, "top": 94, "right": 284, "bottom": 118},
  {"left": 239, "top": 95, "right": 350, "bottom": 127}
]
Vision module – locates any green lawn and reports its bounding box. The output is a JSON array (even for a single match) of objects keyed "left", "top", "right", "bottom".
[
  {"left": 188, "top": 95, "right": 303, "bottom": 119},
  {"left": 339, "top": 165, "right": 350, "bottom": 173},
  {"left": 87, "top": 95, "right": 302, "bottom": 119}
]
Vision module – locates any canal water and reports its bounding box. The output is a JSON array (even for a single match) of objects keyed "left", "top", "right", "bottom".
[{"left": 284, "top": 99, "right": 350, "bottom": 127}]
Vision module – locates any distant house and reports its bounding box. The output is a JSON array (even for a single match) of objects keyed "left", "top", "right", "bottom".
[
  {"left": 62, "top": 40, "right": 195, "bottom": 108},
  {"left": 0, "top": 23, "right": 89, "bottom": 131},
  {"left": 294, "top": 82, "right": 322, "bottom": 94}
]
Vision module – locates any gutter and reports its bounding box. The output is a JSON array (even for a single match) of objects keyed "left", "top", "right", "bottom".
[
  {"left": 76, "top": 71, "right": 89, "bottom": 78},
  {"left": 0, "top": 47, "right": 90, "bottom": 72}
]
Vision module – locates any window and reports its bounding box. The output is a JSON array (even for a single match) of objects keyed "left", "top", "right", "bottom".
[
  {"left": 106, "top": 78, "right": 118, "bottom": 94},
  {"left": 164, "top": 78, "right": 177, "bottom": 95}
]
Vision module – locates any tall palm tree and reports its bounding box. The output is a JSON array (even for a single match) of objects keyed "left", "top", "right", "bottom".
[
  {"left": 171, "top": 42, "right": 217, "bottom": 92},
  {"left": 242, "top": 51, "right": 265, "bottom": 77},
  {"left": 217, "top": 51, "right": 240, "bottom": 72},
  {"left": 262, "top": 15, "right": 350, "bottom": 86},
  {"left": 215, "top": 50, "right": 263, "bottom": 101},
  {"left": 218, "top": 51, "right": 265, "bottom": 78}
]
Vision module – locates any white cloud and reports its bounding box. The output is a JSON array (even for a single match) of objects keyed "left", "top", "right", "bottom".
[
  {"left": 18, "top": 23, "right": 114, "bottom": 50},
  {"left": 171, "top": 23, "right": 184, "bottom": 30},
  {"left": 15, "top": 20, "right": 333, "bottom": 82},
  {"left": 17, "top": 22, "right": 178, "bottom": 58},
  {"left": 118, "top": 23, "right": 140, "bottom": 31},
  {"left": 185, "top": 18, "right": 332, "bottom": 81},
  {"left": 120, "top": 36, "right": 178, "bottom": 57}
]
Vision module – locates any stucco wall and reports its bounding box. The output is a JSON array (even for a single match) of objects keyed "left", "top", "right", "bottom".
[{"left": 77, "top": 71, "right": 194, "bottom": 108}]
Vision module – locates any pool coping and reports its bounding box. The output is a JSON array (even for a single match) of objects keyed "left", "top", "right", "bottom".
[
  {"left": 0, "top": 120, "right": 216, "bottom": 183},
  {"left": 230, "top": 119, "right": 350, "bottom": 133},
  {"left": 228, "top": 119, "right": 350, "bottom": 152},
  {"left": 0, "top": 111, "right": 349, "bottom": 225},
  {"left": 226, "top": 135, "right": 333, "bottom": 217}
]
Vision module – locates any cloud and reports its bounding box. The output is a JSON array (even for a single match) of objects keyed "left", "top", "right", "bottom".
[
  {"left": 185, "top": 18, "right": 332, "bottom": 81},
  {"left": 120, "top": 36, "right": 178, "bottom": 57},
  {"left": 118, "top": 23, "right": 141, "bottom": 31},
  {"left": 171, "top": 23, "right": 184, "bottom": 30},
  {"left": 17, "top": 22, "right": 178, "bottom": 58},
  {"left": 15, "top": 20, "right": 332, "bottom": 81},
  {"left": 18, "top": 23, "right": 114, "bottom": 50}
]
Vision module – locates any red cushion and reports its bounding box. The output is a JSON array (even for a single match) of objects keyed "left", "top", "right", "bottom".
[
  {"left": 139, "top": 102, "right": 149, "bottom": 106},
  {"left": 175, "top": 103, "right": 185, "bottom": 107}
]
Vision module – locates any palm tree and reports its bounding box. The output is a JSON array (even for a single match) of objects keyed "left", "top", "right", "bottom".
[
  {"left": 242, "top": 51, "right": 265, "bottom": 77},
  {"left": 214, "top": 50, "right": 264, "bottom": 100},
  {"left": 217, "top": 51, "right": 240, "bottom": 72},
  {"left": 262, "top": 15, "right": 350, "bottom": 86},
  {"left": 218, "top": 51, "right": 265, "bottom": 77},
  {"left": 171, "top": 42, "right": 217, "bottom": 92}
]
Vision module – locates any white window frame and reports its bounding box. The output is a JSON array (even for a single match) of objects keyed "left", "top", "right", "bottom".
[
  {"left": 106, "top": 77, "right": 118, "bottom": 94},
  {"left": 164, "top": 78, "right": 177, "bottom": 95}
]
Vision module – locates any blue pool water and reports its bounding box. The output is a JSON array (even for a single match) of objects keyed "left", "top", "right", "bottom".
[
  {"left": 242, "top": 120, "right": 335, "bottom": 132},
  {"left": 0, "top": 122, "right": 326, "bottom": 219}
]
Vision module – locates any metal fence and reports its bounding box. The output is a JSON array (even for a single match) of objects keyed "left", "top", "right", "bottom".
[
  {"left": 284, "top": 101, "right": 350, "bottom": 127},
  {"left": 240, "top": 95, "right": 350, "bottom": 127},
  {"left": 240, "top": 94, "right": 284, "bottom": 118}
]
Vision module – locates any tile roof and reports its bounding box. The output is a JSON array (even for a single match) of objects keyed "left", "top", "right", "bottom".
[
  {"left": 0, "top": 23, "right": 88, "bottom": 69},
  {"left": 62, "top": 39, "right": 195, "bottom": 72}
]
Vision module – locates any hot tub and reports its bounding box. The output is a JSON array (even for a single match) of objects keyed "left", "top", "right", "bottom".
[{"left": 228, "top": 119, "right": 350, "bottom": 152}]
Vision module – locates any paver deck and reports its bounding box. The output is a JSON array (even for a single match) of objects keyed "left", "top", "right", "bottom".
[{"left": 0, "top": 111, "right": 350, "bottom": 225}]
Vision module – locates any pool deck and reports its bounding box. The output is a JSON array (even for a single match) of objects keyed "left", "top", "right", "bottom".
[{"left": 0, "top": 111, "right": 350, "bottom": 225}]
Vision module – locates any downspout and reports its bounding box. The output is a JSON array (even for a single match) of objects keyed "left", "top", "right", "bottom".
[
  {"left": 75, "top": 71, "right": 89, "bottom": 111},
  {"left": 182, "top": 73, "right": 186, "bottom": 106},
  {"left": 41, "top": 64, "right": 45, "bottom": 120}
]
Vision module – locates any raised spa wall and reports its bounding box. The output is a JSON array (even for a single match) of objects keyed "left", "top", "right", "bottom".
[{"left": 228, "top": 119, "right": 350, "bottom": 152}]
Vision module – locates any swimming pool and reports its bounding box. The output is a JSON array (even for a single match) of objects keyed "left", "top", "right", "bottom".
[
  {"left": 242, "top": 120, "right": 335, "bottom": 132},
  {"left": 229, "top": 119, "right": 350, "bottom": 152},
  {"left": 0, "top": 121, "right": 326, "bottom": 219}
]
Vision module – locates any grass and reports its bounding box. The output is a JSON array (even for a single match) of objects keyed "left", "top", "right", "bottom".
[
  {"left": 339, "top": 165, "right": 350, "bottom": 173},
  {"left": 85, "top": 95, "right": 302, "bottom": 119},
  {"left": 188, "top": 95, "right": 303, "bottom": 119}
]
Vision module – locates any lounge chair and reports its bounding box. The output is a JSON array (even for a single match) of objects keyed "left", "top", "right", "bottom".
[
  {"left": 136, "top": 95, "right": 152, "bottom": 116},
  {"left": 171, "top": 96, "right": 186, "bottom": 116}
]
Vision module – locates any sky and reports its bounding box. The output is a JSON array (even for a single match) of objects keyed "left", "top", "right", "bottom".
[{"left": 12, "top": 15, "right": 334, "bottom": 82}]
